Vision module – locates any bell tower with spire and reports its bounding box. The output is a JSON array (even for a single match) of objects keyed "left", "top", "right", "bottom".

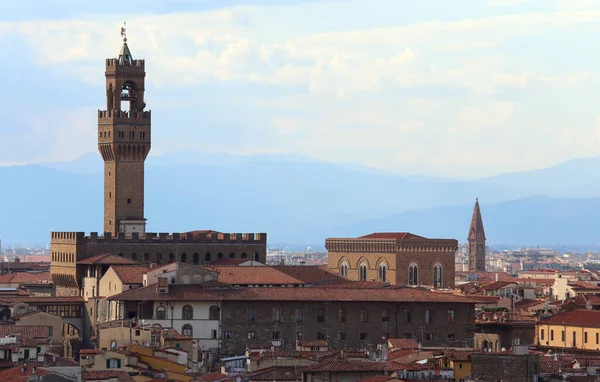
[
  {"left": 98, "top": 24, "right": 151, "bottom": 235},
  {"left": 468, "top": 198, "right": 486, "bottom": 272}
]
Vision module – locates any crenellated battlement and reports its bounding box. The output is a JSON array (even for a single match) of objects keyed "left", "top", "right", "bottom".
[
  {"left": 105, "top": 58, "right": 145, "bottom": 69},
  {"left": 51, "top": 231, "right": 267, "bottom": 245},
  {"left": 98, "top": 110, "right": 151, "bottom": 125}
]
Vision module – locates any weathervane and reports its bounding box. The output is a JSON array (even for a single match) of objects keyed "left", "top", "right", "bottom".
[{"left": 120, "top": 22, "right": 127, "bottom": 42}]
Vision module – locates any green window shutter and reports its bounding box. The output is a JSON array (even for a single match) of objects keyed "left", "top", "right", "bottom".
[
  {"left": 117, "top": 359, "right": 121, "bottom": 368},
  {"left": 106, "top": 359, "right": 110, "bottom": 368}
]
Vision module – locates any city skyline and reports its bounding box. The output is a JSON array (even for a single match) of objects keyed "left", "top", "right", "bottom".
[{"left": 2, "top": 1, "right": 600, "bottom": 176}]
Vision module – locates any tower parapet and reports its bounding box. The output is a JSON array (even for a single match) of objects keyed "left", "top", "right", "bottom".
[
  {"left": 50, "top": 231, "right": 267, "bottom": 245},
  {"left": 98, "top": 110, "right": 151, "bottom": 124}
]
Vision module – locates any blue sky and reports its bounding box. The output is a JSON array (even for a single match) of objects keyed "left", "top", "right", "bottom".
[{"left": 1, "top": 0, "right": 600, "bottom": 176}]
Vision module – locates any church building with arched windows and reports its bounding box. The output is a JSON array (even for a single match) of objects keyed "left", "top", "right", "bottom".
[{"left": 326, "top": 232, "right": 457, "bottom": 288}]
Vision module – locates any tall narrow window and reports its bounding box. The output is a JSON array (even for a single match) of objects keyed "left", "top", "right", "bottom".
[
  {"left": 340, "top": 262, "right": 349, "bottom": 277},
  {"left": 359, "top": 263, "right": 368, "bottom": 281},
  {"left": 433, "top": 263, "right": 443, "bottom": 288},
  {"left": 408, "top": 263, "right": 419, "bottom": 286},
  {"left": 182, "top": 324, "right": 193, "bottom": 337},
  {"left": 378, "top": 262, "right": 387, "bottom": 282}
]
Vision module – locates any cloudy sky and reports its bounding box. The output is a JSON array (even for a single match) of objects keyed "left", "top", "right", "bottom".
[{"left": 1, "top": 0, "right": 600, "bottom": 177}]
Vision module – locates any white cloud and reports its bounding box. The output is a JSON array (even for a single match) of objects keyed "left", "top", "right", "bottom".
[{"left": 1, "top": 0, "right": 600, "bottom": 176}]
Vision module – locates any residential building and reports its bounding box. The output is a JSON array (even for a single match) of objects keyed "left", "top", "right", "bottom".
[{"left": 537, "top": 309, "right": 600, "bottom": 351}]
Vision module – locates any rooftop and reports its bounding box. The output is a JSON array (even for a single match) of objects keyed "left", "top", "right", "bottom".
[
  {"left": 109, "top": 284, "right": 478, "bottom": 304},
  {"left": 112, "top": 265, "right": 150, "bottom": 284},
  {"left": 78, "top": 253, "right": 136, "bottom": 265},
  {"left": 540, "top": 310, "right": 600, "bottom": 327}
]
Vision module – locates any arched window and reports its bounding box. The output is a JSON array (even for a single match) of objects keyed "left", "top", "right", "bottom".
[
  {"left": 182, "top": 305, "right": 193, "bottom": 320},
  {"left": 182, "top": 324, "right": 193, "bottom": 337},
  {"left": 408, "top": 263, "right": 419, "bottom": 286},
  {"left": 241, "top": 253, "right": 248, "bottom": 259},
  {"left": 209, "top": 305, "right": 220, "bottom": 320},
  {"left": 378, "top": 263, "right": 387, "bottom": 283},
  {"left": 205, "top": 253, "right": 211, "bottom": 263},
  {"left": 217, "top": 253, "right": 223, "bottom": 259},
  {"left": 156, "top": 253, "right": 162, "bottom": 265},
  {"left": 359, "top": 263, "right": 368, "bottom": 281},
  {"left": 229, "top": 252, "right": 235, "bottom": 259},
  {"left": 339, "top": 262, "right": 349, "bottom": 277},
  {"left": 193, "top": 253, "right": 199, "bottom": 264},
  {"left": 156, "top": 306, "right": 166, "bottom": 320},
  {"left": 181, "top": 253, "right": 187, "bottom": 263},
  {"left": 168, "top": 253, "right": 175, "bottom": 263},
  {"left": 433, "top": 263, "right": 443, "bottom": 288}
]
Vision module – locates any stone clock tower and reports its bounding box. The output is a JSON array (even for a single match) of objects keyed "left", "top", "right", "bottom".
[{"left": 98, "top": 31, "right": 151, "bottom": 235}]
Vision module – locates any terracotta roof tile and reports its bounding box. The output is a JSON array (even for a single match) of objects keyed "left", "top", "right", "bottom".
[
  {"left": 247, "top": 367, "right": 301, "bottom": 381},
  {"left": 78, "top": 253, "right": 136, "bottom": 265},
  {"left": 82, "top": 370, "right": 135, "bottom": 381},
  {"left": 79, "top": 349, "right": 103, "bottom": 355},
  {"left": 359, "top": 232, "right": 425, "bottom": 240},
  {"left": 207, "top": 265, "right": 346, "bottom": 285},
  {"left": 197, "top": 372, "right": 228, "bottom": 381},
  {"left": 388, "top": 338, "right": 419, "bottom": 350},
  {"left": 0, "top": 272, "right": 51, "bottom": 284},
  {"left": 109, "top": 284, "right": 478, "bottom": 304},
  {"left": 297, "top": 340, "right": 327, "bottom": 347},
  {"left": 481, "top": 281, "right": 517, "bottom": 290},
  {"left": 0, "top": 325, "right": 48, "bottom": 338},
  {"left": 302, "top": 359, "right": 406, "bottom": 372},
  {"left": 540, "top": 309, "right": 600, "bottom": 327},
  {"left": 0, "top": 366, "right": 52, "bottom": 382},
  {"left": 356, "top": 376, "right": 399, "bottom": 382},
  {"left": 386, "top": 349, "right": 418, "bottom": 361},
  {"left": 112, "top": 265, "right": 149, "bottom": 284},
  {"left": 515, "top": 299, "right": 546, "bottom": 310}
]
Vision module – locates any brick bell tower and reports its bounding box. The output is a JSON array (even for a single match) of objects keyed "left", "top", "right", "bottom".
[
  {"left": 98, "top": 26, "right": 151, "bottom": 235},
  {"left": 467, "top": 198, "right": 486, "bottom": 273}
]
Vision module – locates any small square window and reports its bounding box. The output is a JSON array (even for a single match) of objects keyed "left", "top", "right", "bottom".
[
  {"left": 317, "top": 332, "right": 326, "bottom": 340},
  {"left": 247, "top": 331, "right": 256, "bottom": 339},
  {"left": 223, "top": 331, "right": 232, "bottom": 339},
  {"left": 359, "top": 332, "right": 368, "bottom": 340},
  {"left": 127, "top": 198, "right": 132, "bottom": 204},
  {"left": 337, "top": 332, "right": 346, "bottom": 340}
]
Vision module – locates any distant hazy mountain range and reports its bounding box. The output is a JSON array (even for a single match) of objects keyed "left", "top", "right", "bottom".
[{"left": 3, "top": 152, "right": 600, "bottom": 249}]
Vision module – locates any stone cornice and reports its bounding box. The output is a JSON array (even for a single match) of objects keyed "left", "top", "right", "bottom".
[{"left": 325, "top": 238, "right": 458, "bottom": 253}]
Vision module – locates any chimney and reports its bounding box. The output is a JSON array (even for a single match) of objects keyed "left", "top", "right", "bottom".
[{"left": 495, "top": 273, "right": 499, "bottom": 282}]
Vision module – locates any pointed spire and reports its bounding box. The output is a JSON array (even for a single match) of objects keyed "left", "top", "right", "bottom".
[
  {"left": 118, "top": 22, "right": 133, "bottom": 65},
  {"left": 468, "top": 198, "right": 486, "bottom": 240}
]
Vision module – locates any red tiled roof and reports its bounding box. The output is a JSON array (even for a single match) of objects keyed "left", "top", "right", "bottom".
[
  {"left": 112, "top": 265, "right": 149, "bottom": 284},
  {"left": 514, "top": 278, "right": 554, "bottom": 287},
  {"left": 297, "top": 340, "right": 327, "bottom": 347},
  {"left": 569, "top": 281, "right": 600, "bottom": 290},
  {"left": 79, "top": 349, "right": 103, "bottom": 355},
  {"left": 186, "top": 230, "right": 223, "bottom": 239},
  {"left": 82, "top": 370, "right": 135, "bottom": 381},
  {"left": 207, "top": 265, "right": 346, "bottom": 285},
  {"left": 109, "top": 284, "right": 478, "bottom": 304},
  {"left": 440, "top": 349, "right": 483, "bottom": 361},
  {"left": 0, "top": 296, "right": 84, "bottom": 304},
  {"left": 386, "top": 349, "right": 418, "bottom": 361},
  {"left": 209, "top": 258, "right": 250, "bottom": 266},
  {"left": 388, "top": 338, "right": 419, "bottom": 350},
  {"left": 197, "top": 372, "right": 228, "bottom": 381},
  {"left": 0, "top": 272, "right": 51, "bottom": 284},
  {"left": 359, "top": 232, "right": 425, "bottom": 240},
  {"left": 481, "top": 281, "right": 517, "bottom": 290},
  {"left": 247, "top": 367, "right": 301, "bottom": 381},
  {"left": 0, "top": 366, "right": 52, "bottom": 382},
  {"left": 78, "top": 253, "right": 136, "bottom": 265},
  {"left": 515, "top": 299, "right": 546, "bottom": 310},
  {"left": 0, "top": 325, "right": 48, "bottom": 338},
  {"left": 303, "top": 359, "right": 401, "bottom": 372},
  {"left": 156, "top": 328, "right": 191, "bottom": 340},
  {"left": 540, "top": 309, "right": 600, "bottom": 327}
]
